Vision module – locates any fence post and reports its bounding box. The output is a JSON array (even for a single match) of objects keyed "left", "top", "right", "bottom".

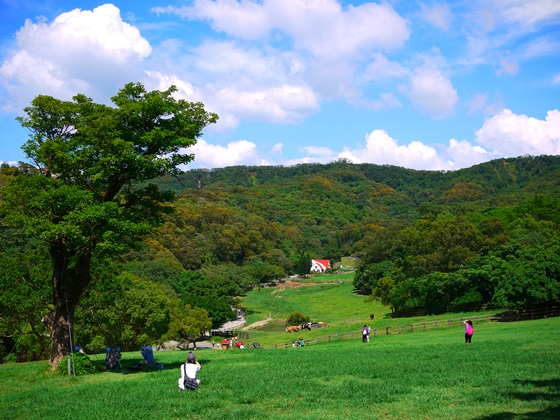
[
  {"left": 373, "top": 328, "right": 376, "bottom": 336},
  {"left": 398, "top": 325, "right": 401, "bottom": 334},
  {"left": 410, "top": 324, "right": 413, "bottom": 332},
  {"left": 435, "top": 320, "right": 438, "bottom": 328},
  {"left": 447, "top": 320, "right": 451, "bottom": 327},
  {"left": 386, "top": 327, "right": 390, "bottom": 335},
  {"left": 423, "top": 322, "right": 426, "bottom": 331}
]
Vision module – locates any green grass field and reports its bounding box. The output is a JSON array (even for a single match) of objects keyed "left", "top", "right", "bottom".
[
  {"left": 2, "top": 275, "right": 559, "bottom": 419},
  {"left": 2, "top": 317, "right": 559, "bottom": 419}
]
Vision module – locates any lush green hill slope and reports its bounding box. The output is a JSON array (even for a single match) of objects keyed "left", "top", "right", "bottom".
[{"left": 2, "top": 317, "right": 559, "bottom": 419}]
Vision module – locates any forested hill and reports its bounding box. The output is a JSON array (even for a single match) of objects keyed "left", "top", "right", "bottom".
[
  {"left": 143, "top": 154, "right": 560, "bottom": 273},
  {"left": 158, "top": 155, "right": 560, "bottom": 202}
]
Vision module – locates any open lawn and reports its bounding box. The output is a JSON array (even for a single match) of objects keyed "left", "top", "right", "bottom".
[
  {"left": 2, "top": 317, "right": 559, "bottom": 419},
  {"left": 240, "top": 273, "right": 498, "bottom": 347}
]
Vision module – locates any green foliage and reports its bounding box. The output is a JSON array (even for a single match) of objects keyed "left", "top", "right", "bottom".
[
  {"left": 0, "top": 231, "right": 51, "bottom": 362},
  {"left": 2, "top": 154, "right": 560, "bottom": 362},
  {"left": 162, "top": 301, "right": 212, "bottom": 345},
  {"left": 55, "top": 352, "right": 100, "bottom": 376},
  {"left": 286, "top": 311, "right": 310, "bottom": 326},
  {"left": 0, "top": 82, "right": 217, "bottom": 367},
  {"left": 176, "top": 271, "right": 237, "bottom": 328}
]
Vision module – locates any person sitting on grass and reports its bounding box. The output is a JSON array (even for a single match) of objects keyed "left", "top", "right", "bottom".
[{"left": 178, "top": 352, "right": 201, "bottom": 391}]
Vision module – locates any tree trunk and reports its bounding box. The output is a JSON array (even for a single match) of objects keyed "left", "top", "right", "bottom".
[{"left": 49, "top": 244, "right": 91, "bottom": 370}]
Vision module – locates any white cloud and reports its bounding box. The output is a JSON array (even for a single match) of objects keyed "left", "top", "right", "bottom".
[
  {"left": 363, "top": 52, "right": 409, "bottom": 81},
  {"left": 493, "top": 0, "right": 560, "bottom": 29},
  {"left": 185, "top": 138, "right": 262, "bottom": 168},
  {"left": 339, "top": 129, "right": 447, "bottom": 170},
  {"left": 152, "top": 0, "right": 271, "bottom": 40},
  {"left": 215, "top": 84, "right": 319, "bottom": 123},
  {"left": 191, "top": 40, "right": 302, "bottom": 83},
  {"left": 553, "top": 73, "right": 560, "bottom": 85},
  {"left": 444, "top": 138, "right": 494, "bottom": 168},
  {"left": 0, "top": 4, "right": 151, "bottom": 111},
  {"left": 466, "top": 93, "right": 488, "bottom": 114},
  {"left": 496, "top": 55, "right": 519, "bottom": 75},
  {"left": 405, "top": 67, "right": 458, "bottom": 119},
  {"left": 156, "top": 0, "right": 410, "bottom": 59},
  {"left": 181, "top": 108, "right": 560, "bottom": 171},
  {"left": 419, "top": 2, "right": 453, "bottom": 31},
  {"left": 301, "top": 145, "right": 337, "bottom": 158},
  {"left": 271, "top": 143, "right": 283, "bottom": 154},
  {"left": 475, "top": 109, "right": 560, "bottom": 156}
]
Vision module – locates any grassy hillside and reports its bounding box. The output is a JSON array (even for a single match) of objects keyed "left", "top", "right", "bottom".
[{"left": 2, "top": 317, "right": 559, "bottom": 419}]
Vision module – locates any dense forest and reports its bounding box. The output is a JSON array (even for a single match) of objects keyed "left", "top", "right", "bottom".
[{"left": 1, "top": 155, "right": 559, "bottom": 362}]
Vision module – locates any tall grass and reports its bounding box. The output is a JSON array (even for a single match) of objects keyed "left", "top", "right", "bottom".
[{"left": 2, "top": 317, "right": 559, "bottom": 419}]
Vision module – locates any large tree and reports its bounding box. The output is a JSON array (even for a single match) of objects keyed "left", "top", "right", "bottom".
[{"left": 0, "top": 83, "right": 217, "bottom": 368}]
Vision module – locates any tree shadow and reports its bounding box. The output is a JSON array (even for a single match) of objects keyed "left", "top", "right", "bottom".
[{"left": 474, "top": 378, "right": 560, "bottom": 419}]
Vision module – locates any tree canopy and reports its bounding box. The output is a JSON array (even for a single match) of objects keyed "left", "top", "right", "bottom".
[{"left": 0, "top": 83, "right": 217, "bottom": 368}]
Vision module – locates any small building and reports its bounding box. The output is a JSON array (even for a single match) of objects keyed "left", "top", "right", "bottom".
[{"left": 310, "top": 259, "right": 330, "bottom": 273}]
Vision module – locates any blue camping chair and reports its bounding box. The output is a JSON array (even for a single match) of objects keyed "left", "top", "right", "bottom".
[{"left": 140, "top": 345, "right": 163, "bottom": 369}]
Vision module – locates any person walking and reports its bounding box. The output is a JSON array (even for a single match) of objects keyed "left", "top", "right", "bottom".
[
  {"left": 362, "top": 324, "right": 369, "bottom": 343},
  {"left": 463, "top": 320, "right": 474, "bottom": 344}
]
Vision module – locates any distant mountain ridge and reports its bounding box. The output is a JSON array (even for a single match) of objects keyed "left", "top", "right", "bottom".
[{"left": 157, "top": 155, "right": 560, "bottom": 202}]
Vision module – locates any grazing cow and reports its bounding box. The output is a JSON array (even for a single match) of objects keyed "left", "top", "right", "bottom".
[
  {"left": 286, "top": 325, "right": 301, "bottom": 333},
  {"left": 317, "top": 322, "right": 329, "bottom": 328}
]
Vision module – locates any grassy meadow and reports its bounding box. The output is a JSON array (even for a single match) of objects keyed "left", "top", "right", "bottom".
[{"left": 2, "top": 274, "right": 559, "bottom": 419}]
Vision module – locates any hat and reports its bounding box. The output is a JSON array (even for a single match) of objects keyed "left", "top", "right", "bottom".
[{"left": 187, "top": 352, "right": 196, "bottom": 363}]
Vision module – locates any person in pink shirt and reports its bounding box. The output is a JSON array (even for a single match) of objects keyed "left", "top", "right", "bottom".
[{"left": 463, "top": 320, "right": 474, "bottom": 344}]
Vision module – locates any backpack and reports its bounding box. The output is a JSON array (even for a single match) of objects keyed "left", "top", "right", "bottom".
[{"left": 183, "top": 365, "right": 199, "bottom": 390}]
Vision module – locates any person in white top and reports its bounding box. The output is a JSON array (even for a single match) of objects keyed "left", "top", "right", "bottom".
[{"left": 178, "top": 352, "right": 201, "bottom": 391}]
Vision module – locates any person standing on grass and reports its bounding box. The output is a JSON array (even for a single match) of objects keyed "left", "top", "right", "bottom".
[
  {"left": 362, "top": 324, "right": 369, "bottom": 343},
  {"left": 463, "top": 320, "right": 474, "bottom": 344},
  {"left": 178, "top": 352, "right": 201, "bottom": 391}
]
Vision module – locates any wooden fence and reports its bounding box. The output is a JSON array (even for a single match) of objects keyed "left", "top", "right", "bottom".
[{"left": 269, "top": 313, "right": 497, "bottom": 349}]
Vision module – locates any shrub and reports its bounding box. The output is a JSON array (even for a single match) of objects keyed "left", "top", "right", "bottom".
[
  {"left": 286, "top": 311, "right": 310, "bottom": 326},
  {"left": 56, "top": 352, "right": 100, "bottom": 376}
]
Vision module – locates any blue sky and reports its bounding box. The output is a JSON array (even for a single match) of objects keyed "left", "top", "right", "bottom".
[{"left": 1, "top": 0, "right": 559, "bottom": 170}]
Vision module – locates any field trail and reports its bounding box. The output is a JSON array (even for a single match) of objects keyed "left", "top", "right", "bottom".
[
  {"left": 243, "top": 280, "right": 328, "bottom": 330},
  {"left": 242, "top": 317, "right": 273, "bottom": 330}
]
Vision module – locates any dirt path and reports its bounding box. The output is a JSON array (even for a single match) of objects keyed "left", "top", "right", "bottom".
[{"left": 242, "top": 317, "right": 273, "bottom": 331}]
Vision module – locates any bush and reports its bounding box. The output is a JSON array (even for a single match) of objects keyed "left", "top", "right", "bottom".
[
  {"left": 56, "top": 352, "right": 100, "bottom": 376},
  {"left": 286, "top": 311, "right": 310, "bottom": 326}
]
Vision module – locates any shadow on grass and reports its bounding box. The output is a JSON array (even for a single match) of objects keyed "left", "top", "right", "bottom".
[
  {"left": 101, "top": 359, "right": 212, "bottom": 375},
  {"left": 475, "top": 378, "right": 560, "bottom": 419}
]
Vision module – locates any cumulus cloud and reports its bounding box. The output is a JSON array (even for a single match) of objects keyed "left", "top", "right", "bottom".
[
  {"left": 338, "top": 129, "right": 447, "bottom": 170},
  {"left": 215, "top": 84, "right": 319, "bottom": 123},
  {"left": 405, "top": 67, "right": 458, "bottom": 119},
  {"left": 175, "top": 108, "right": 560, "bottom": 171},
  {"left": 475, "top": 109, "right": 560, "bottom": 156},
  {"left": 0, "top": 4, "right": 151, "bottom": 110},
  {"left": 418, "top": 2, "right": 453, "bottom": 31},
  {"left": 185, "top": 138, "right": 262, "bottom": 168},
  {"left": 363, "top": 52, "right": 409, "bottom": 81},
  {"left": 155, "top": 0, "right": 410, "bottom": 59}
]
